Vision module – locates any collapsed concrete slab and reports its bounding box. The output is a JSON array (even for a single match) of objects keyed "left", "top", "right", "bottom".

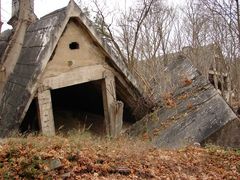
[{"left": 128, "top": 57, "right": 240, "bottom": 149}]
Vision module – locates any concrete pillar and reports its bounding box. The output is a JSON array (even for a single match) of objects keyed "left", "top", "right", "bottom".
[
  {"left": 102, "top": 75, "right": 123, "bottom": 137},
  {"left": 37, "top": 89, "right": 55, "bottom": 136},
  {"left": 10, "top": 0, "right": 36, "bottom": 27},
  {"left": 0, "top": 0, "right": 37, "bottom": 95}
]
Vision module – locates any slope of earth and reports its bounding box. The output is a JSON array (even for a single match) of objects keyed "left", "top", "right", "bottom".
[{"left": 0, "top": 134, "right": 240, "bottom": 179}]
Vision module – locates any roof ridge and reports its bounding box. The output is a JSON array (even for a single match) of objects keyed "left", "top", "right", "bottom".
[{"left": 40, "top": 7, "right": 67, "bottom": 20}]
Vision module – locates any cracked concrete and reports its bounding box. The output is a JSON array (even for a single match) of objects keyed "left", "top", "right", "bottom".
[{"left": 128, "top": 58, "right": 239, "bottom": 149}]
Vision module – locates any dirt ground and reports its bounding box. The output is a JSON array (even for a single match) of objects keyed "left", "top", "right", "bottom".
[{"left": 0, "top": 133, "right": 239, "bottom": 179}]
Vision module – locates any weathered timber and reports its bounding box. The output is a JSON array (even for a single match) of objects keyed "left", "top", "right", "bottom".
[
  {"left": 111, "top": 101, "right": 124, "bottom": 136},
  {"left": 102, "top": 74, "right": 123, "bottom": 137},
  {"left": 128, "top": 57, "right": 238, "bottom": 149},
  {"left": 42, "top": 64, "right": 111, "bottom": 90}
]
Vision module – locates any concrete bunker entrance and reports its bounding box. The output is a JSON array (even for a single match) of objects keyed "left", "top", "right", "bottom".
[
  {"left": 20, "top": 74, "right": 135, "bottom": 136},
  {"left": 51, "top": 80, "right": 105, "bottom": 135},
  {"left": 20, "top": 80, "right": 106, "bottom": 135}
]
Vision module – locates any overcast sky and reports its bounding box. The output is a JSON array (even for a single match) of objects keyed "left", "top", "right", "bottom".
[{"left": 1, "top": 0, "right": 184, "bottom": 31}]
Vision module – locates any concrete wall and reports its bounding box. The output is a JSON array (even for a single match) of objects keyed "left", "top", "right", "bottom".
[
  {"left": 203, "top": 118, "right": 240, "bottom": 148},
  {"left": 42, "top": 20, "right": 106, "bottom": 79},
  {"left": 39, "top": 19, "right": 122, "bottom": 137}
]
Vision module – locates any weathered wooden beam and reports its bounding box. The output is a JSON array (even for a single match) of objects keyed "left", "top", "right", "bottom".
[
  {"left": 104, "top": 65, "right": 152, "bottom": 120},
  {"left": 42, "top": 64, "right": 111, "bottom": 90},
  {"left": 112, "top": 101, "right": 124, "bottom": 136},
  {"left": 102, "top": 74, "right": 123, "bottom": 137},
  {"left": 37, "top": 89, "right": 55, "bottom": 136}
]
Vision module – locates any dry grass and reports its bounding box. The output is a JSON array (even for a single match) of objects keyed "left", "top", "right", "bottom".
[{"left": 0, "top": 132, "right": 240, "bottom": 179}]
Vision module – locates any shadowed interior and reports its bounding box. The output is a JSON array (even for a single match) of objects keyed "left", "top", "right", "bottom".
[
  {"left": 51, "top": 80, "right": 105, "bottom": 135},
  {"left": 20, "top": 80, "right": 135, "bottom": 135}
]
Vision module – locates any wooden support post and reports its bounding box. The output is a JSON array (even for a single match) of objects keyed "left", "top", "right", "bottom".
[
  {"left": 102, "top": 74, "right": 123, "bottom": 137},
  {"left": 113, "top": 101, "right": 124, "bottom": 136},
  {"left": 37, "top": 89, "right": 55, "bottom": 136}
]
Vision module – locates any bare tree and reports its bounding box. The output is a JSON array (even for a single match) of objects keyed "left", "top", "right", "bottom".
[
  {"left": 82, "top": 0, "right": 175, "bottom": 96},
  {"left": 198, "top": 0, "right": 240, "bottom": 106},
  {"left": 137, "top": 1, "right": 175, "bottom": 65},
  {"left": 76, "top": 0, "right": 240, "bottom": 106}
]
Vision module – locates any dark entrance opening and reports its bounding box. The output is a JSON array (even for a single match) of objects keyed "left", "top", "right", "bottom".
[
  {"left": 115, "top": 79, "right": 137, "bottom": 130},
  {"left": 117, "top": 96, "right": 136, "bottom": 130},
  {"left": 20, "top": 98, "right": 39, "bottom": 134},
  {"left": 51, "top": 80, "right": 105, "bottom": 135}
]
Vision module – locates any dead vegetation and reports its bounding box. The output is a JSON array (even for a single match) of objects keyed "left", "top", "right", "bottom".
[
  {"left": 181, "top": 76, "right": 193, "bottom": 87},
  {"left": 162, "top": 92, "right": 177, "bottom": 108},
  {"left": 0, "top": 133, "right": 240, "bottom": 179}
]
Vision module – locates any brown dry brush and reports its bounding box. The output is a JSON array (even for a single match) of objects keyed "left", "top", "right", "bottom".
[{"left": 0, "top": 135, "right": 240, "bottom": 179}]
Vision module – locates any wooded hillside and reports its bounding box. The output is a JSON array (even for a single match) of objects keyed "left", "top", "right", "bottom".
[{"left": 82, "top": 0, "right": 240, "bottom": 111}]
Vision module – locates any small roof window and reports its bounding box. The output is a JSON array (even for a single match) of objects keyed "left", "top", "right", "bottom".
[{"left": 69, "top": 42, "right": 79, "bottom": 50}]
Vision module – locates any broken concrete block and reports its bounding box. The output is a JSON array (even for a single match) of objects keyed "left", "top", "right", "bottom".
[
  {"left": 48, "top": 159, "right": 62, "bottom": 170},
  {"left": 128, "top": 57, "right": 239, "bottom": 149},
  {"left": 61, "top": 172, "right": 71, "bottom": 178},
  {"left": 203, "top": 118, "right": 240, "bottom": 148}
]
